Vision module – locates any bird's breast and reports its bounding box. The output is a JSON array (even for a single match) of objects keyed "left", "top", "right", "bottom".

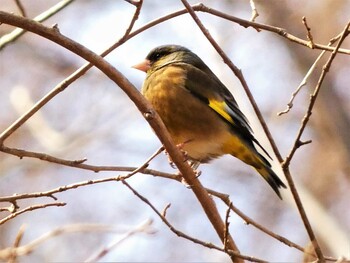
[{"left": 142, "top": 66, "right": 232, "bottom": 162}]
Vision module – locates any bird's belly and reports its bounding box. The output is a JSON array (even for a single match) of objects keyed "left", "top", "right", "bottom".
[{"left": 143, "top": 70, "right": 231, "bottom": 162}]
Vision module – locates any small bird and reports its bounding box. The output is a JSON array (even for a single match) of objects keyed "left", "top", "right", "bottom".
[{"left": 133, "top": 45, "right": 286, "bottom": 199}]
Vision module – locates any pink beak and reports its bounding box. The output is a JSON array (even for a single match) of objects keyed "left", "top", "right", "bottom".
[{"left": 132, "top": 59, "right": 151, "bottom": 73}]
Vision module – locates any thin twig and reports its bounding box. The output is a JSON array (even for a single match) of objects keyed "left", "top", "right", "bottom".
[
  {"left": 302, "top": 16, "right": 315, "bottom": 48},
  {"left": 278, "top": 17, "right": 327, "bottom": 116},
  {"left": 0, "top": 202, "right": 66, "bottom": 225},
  {"left": 0, "top": 0, "right": 142, "bottom": 143},
  {"left": 2, "top": 2, "right": 350, "bottom": 56},
  {"left": 0, "top": 150, "right": 172, "bottom": 204},
  {"left": 0, "top": 145, "right": 175, "bottom": 179},
  {"left": 121, "top": 180, "right": 268, "bottom": 263},
  {"left": 0, "top": 0, "right": 74, "bottom": 50},
  {"left": 249, "top": 0, "right": 259, "bottom": 22},
  {"left": 122, "top": 146, "right": 164, "bottom": 180},
  {"left": 282, "top": 21, "right": 350, "bottom": 262},
  {"left": 123, "top": 0, "right": 140, "bottom": 6},
  {"left": 84, "top": 219, "right": 155, "bottom": 262},
  {"left": 14, "top": 0, "right": 27, "bottom": 17},
  {"left": 0, "top": 223, "right": 150, "bottom": 260},
  {"left": 223, "top": 203, "right": 231, "bottom": 251},
  {"left": 283, "top": 22, "right": 350, "bottom": 168},
  {"left": 179, "top": 1, "right": 333, "bottom": 261},
  {"left": 8, "top": 225, "right": 26, "bottom": 263},
  {"left": 194, "top": 3, "right": 350, "bottom": 55},
  {"left": 278, "top": 50, "right": 327, "bottom": 116},
  {"left": 0, "top": 5, "right": 348, "bottom": 262},
  {"left": 207, "top": 189, "right": 339, "bottom": 261},
  {"left": 207, "top": 189, "right": 305, "bottom": 251},
  {"left": 1, "top": 2, "right": 349, "bottom": 144}
]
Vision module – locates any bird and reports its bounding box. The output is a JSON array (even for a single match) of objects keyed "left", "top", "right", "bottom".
[{"left": 132, "top": 44, "right": 286, "bottom": 199}]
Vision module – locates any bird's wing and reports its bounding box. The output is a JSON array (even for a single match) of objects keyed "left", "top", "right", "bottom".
[{"left": 176, "top": 62, "right": 272, "bottom": 159}]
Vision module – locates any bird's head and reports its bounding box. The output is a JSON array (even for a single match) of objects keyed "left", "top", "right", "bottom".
[{"left": 132, "top": 45, "right": 203, "bottom": 74}]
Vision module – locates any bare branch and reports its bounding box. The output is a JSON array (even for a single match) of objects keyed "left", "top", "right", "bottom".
[
  {"left": 0, "top": 0, "right": 74, "bottom": 50},
  {"left": 278, "top": 50, "right": 327, "bottom": 116},
  {"left": 281, "top": 21, "right": 350, "bottom": 262},
  {"left": 13, "top": 0, "right": 27, "bottom": 17},
  {"left": 278, "top": 17, "right": 327, "bottom": 116},
  {"left": 179, "top": 1, "right": 350, "bottom": 261},
  {"left": 123, "top": 0, "right": 141, "bottom": 6},
  {"left": 249, "top": 0, "right": 259, "bottom": 22},
  {"left": 85, "top": 219, "right": 155, "bottom": 262},
  {"left": 0, "top": 3, "right": 348, "bottom": 261},
  {"left": 283, "top": 21, "right": 350, "bottom": 169},
  {"left": 0, "top": 222, "right": 152, "bottom": 261},
  {"left": 121, "top": 179, "right": 268, "bottom": 263},
  {"left": 1, "top": 2, "right": 348, "bottom": 145},
  {"left": 0, "top": 0, "right": 141, "bottom": 143},
  {"left": 0, "top": 145, "right": 173, "bottom": 178},
  {"left": 0, "top": 202, "right": 66, "bottom": 225},
  {"left": 0, "top": 150, "right": 174, "bottom": 204},
  {"left": 302, "top": 16, "right": 315, "bottom": 48},
  {"left": 207, "top": 189, "right": 305, "bottom": 252},
  {"left": 8, "top": 225, "right": 26, "bottom": 263},
  {"left": 223, "top": 203, "right": 231, "bottom": 251}
]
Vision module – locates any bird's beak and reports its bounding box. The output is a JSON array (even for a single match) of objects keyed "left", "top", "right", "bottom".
[{"left": 132, "top": 59, "right": 151, "bottom": 73}]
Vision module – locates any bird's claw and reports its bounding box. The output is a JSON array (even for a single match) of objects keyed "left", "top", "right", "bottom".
[{"left": 165, "top": 142, "right": 190, "bottom": 169}]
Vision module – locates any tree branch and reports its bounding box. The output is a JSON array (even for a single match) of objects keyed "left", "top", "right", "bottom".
[
  {"left": 0, "top": 12, "right": 241, "bottom": 260},
  {"left": 122, "top": 180, "right": 268, "bottom": 263},
  {"left": 283, "top": 21, "right": 350, "bottom": 168},
  {"left": 0, "top": 202, "right": 66, "bottom": 225},
  {"left": 0, "top": 0, "right": 74, "bottom": 50}
]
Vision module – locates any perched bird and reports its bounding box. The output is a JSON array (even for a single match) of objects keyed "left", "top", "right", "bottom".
[{"left": 133, "top": 45, "right": 286, "bottom": 199}]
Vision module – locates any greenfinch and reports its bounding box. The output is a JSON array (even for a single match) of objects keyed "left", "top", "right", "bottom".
[{"left": 133, "top": 45, "right": 286, "bottom": 199}]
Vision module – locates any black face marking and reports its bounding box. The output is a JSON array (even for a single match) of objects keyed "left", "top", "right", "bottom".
[
  {"left": 146, "top": 48, "right": 171, "bottom": 63},
  {"left": 146, "top": 45, "right": 190, "bottom": 63}
]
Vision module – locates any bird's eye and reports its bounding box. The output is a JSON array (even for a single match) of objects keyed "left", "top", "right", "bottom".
[{"left": 147, "top": 49, "right": 170, "bottom": 62}]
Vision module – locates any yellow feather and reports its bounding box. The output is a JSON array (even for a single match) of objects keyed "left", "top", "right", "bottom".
[{"left": 208, "top": 100, "right": 235, "bottom": 125}]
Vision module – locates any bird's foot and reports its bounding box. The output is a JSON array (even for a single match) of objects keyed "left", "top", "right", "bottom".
[
  {"left": 176, "top": 172, "right": 191, "bottom": 188},
  {"left": 175, "top": 161, "right": 201, "bottom": 188},
  {"left": 165, "top": 141, "right": 191, "bottom": 169}
]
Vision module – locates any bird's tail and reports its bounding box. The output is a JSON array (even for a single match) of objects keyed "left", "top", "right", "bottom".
[{"left": 255, "top": 164, "right": 286, "bottom": 199}]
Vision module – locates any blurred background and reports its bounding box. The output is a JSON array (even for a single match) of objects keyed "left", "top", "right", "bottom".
[{"left": 0, "top": 0, "right": 349, "bottom": 261}]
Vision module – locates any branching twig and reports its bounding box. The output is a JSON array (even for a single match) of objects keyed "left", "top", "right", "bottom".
[
  {"left": 0, "top": 3, "right": 348, "bottom": 262},
  {"left": 302, "top": 16, "right": 315, "bottom": 48},
  {"left": 277, "top": 50, "right": 326, "bottom": 116},
  {"left": 1, "top": 2, "right": 349, "bottom": 144},
  {"left": 0, "top": 202, "right": 66, "bottom": 225},
  {"left": 0, "top": 145, "right": 175, "bottom": 179},
  {"left": 0, "top": 222, "right": 151, "bottom": 261},
  {"left": 281, "top": 21, "right": 350, "bottom": 262},
  {"left": 0, "top": 0, "right": 74, "bottom": 50},
  {"left": 121, "top": 180, "right": 268, "bottom": 263},
  {"left": 84, "top": 219, "right": 155, "bottom": 262},
  {"left": 278, "top": 17, "right": 330, "bottom": 116},
  {"left": 123, "top": 0, "right": 140, "bottom": 6},
  {"left": 207, "top": 189, "right": 338, "bottom": 262},
  {"left": 223, "top": 203, "right": 231, "bottom": 251},
  {"left": 249, "top": 0, "right": 259, "bottom": 22},
  {"left": 193, "top": 4, "right": 350, "bottom": 55},
  {"left": 0, "top": 149, "right": 171, "bottom": 204},
  {"left": 14, "top": 0, "right": 27, "bottom": 17},
  {"left": 0, "top": 0, "right": 142, "bottom": 143},
  {"left": 180, "top": 1, "right": 342, "bottom": 261},
  {"left": 8, "top": 225, "right": 26, "bottom": 263},
  {"left": 283, "top": 22, "right": 350, "bottom": 169},
  {"left": 122, "top": 146, "right": 164, "bottom": 180},
  {"left": 207, "top": 189, "right": 305, "bottom": 252}
]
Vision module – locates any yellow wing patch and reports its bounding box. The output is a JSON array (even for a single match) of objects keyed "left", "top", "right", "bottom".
[{"left": 208, "top": 100, "right": 235, "bottom": 125}]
